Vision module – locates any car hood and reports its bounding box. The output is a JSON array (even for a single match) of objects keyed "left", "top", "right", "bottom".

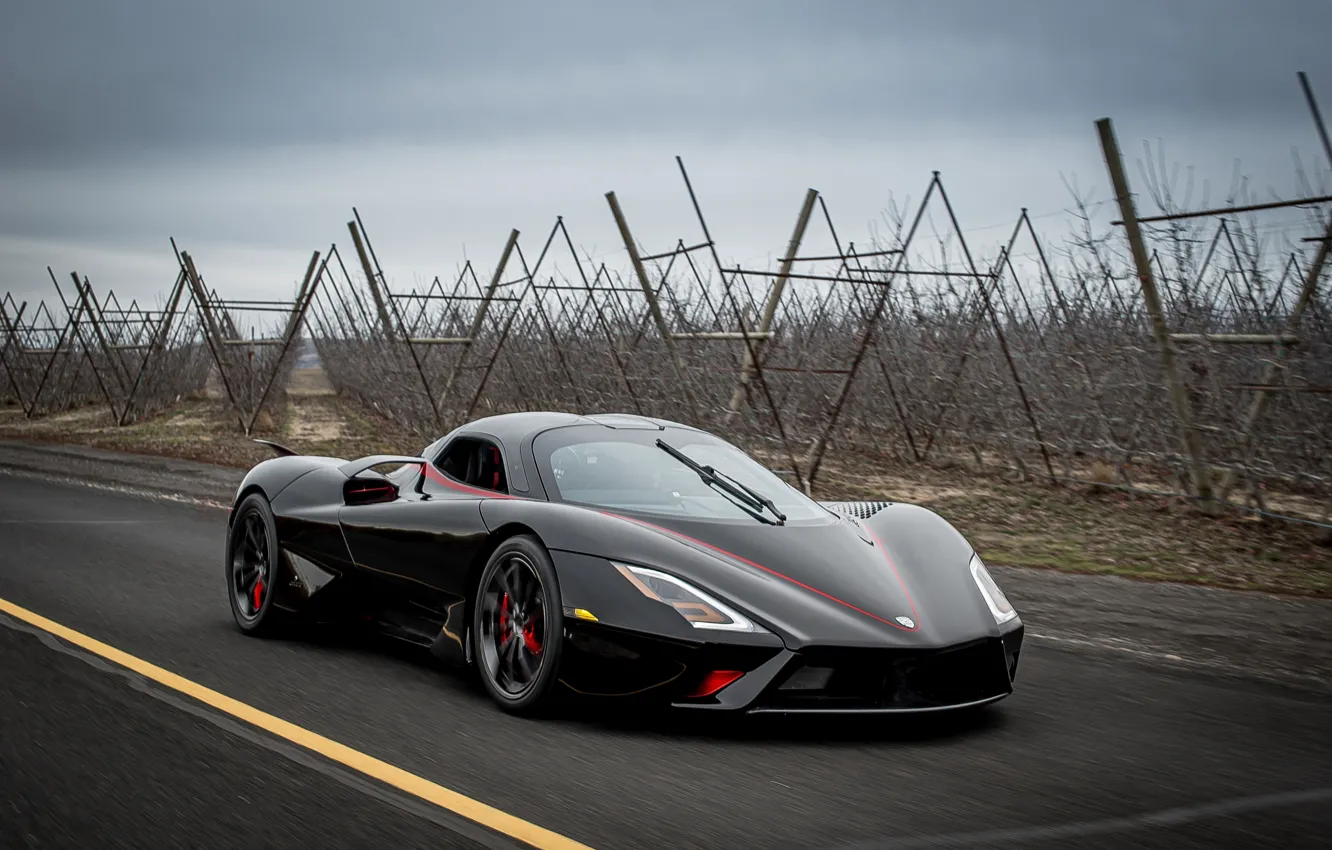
[{"left": 529, "top": 502, "right": 1001, "bottom": 651}]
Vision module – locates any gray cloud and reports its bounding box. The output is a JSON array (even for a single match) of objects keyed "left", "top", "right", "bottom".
[
  {"left": 3, "top": 0, "right": 1328, "bottom": 165},
  {"left": 1, "top": 0, "right": 1329, "bottom": 306}
]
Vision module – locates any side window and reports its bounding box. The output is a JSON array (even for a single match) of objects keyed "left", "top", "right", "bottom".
[{"left": 433, "top": 436, "right": 508, "bottom": 494}]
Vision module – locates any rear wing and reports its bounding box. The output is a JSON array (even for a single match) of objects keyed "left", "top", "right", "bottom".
[
  {"left": 253, "top": 439, "right": 298, "bottom": 457},
  {"left": 251, "top": 440, "right": 426, "bottom": 479},
  {"left": 337, "top": 455, "right": 427, "bottom": 478}
]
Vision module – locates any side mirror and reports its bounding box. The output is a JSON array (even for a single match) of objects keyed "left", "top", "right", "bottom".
[{"left": 344, "top": 475, "right": 398, "bottom": 506}]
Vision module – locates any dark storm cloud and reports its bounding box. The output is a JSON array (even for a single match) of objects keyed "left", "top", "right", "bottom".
[{"left": 3, "top": 0, "right": 1328, "bottom": 166}]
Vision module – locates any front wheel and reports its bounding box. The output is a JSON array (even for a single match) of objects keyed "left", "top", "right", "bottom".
[{"left": 471, "top": 535, "right": 565, "bottom": 716}]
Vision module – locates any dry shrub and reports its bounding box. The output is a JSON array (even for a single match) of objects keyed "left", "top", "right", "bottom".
[{"left": 1088, "top": 460, "right": 1116, "bottom": 493}]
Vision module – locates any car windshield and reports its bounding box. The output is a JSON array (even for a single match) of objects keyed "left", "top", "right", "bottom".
[{"left": 534, "top": 427, "right": 829, "bottom": 523}]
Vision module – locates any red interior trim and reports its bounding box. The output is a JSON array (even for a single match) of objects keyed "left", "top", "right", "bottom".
[
  {"left": 421, "top": 462, "right": 517, "bottom": 499},
  {"left": 600, "top": 511, "right": 920, "bottom": 632}
]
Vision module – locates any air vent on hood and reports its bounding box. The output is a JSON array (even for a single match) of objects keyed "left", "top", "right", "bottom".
[{"left": 823, "top": 500, "right": 894, "bottom": 519}]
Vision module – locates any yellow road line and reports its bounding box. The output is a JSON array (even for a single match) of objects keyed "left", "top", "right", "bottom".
[{"left": 0, "top": 597, "right": 595, "bottom": 850}]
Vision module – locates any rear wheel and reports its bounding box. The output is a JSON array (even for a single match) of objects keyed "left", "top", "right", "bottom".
[
  {"left": 472, "top": 535, "right": 565, "bottom": 715},
  {"left": 226, "top": 493, "right": 288, "bottom": 636}
]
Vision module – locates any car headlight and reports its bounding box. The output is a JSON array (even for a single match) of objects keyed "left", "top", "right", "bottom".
[
  {"left": 612, "top": 562, "right": 759, "bottom": 632},
  {"left": 970, "top": 553, "right": 1017, "bottom": 625}
]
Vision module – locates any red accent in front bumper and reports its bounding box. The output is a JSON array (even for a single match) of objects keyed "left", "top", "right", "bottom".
[{"left": 688, "top": 669, "right": 744, "bottom": 698}]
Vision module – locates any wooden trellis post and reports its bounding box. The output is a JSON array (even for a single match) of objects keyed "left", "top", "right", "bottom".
[
  {"left": 118, "top": 270, "right": 188, "bottom": 425},
  {"left": 244, "top": 249, "right": 324, "bottom": 434},
  {"left": 0, "top": 299, "right": 28, "bottom": 410},
  {"left": 1097, "top": 117, "right": 1217, "bottom": 511},
  {"left": 434, "top": 229, "right": 520, "bottom": 417},
  {"left": 725, "top": 188, "right": 819, "bottom": 420},
  {"left": 605, "top": 190, "right": 700, "bottom": 422},
  {"left": 348, "top": 221, "right": 397, "bottom": 341},
  {"left": 180, "top": 251, "right": 246, "bottom": 431},
  {"left": 1213, "top": 212, "right": 1332, "bottom": 503},
  {"left": 803, "top": 175, "right": 936, "bottom": 490}
]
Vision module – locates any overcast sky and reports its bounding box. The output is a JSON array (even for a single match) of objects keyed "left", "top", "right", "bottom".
[{"left": 2, "top": 0, "right": 1330, "bottom": 314}]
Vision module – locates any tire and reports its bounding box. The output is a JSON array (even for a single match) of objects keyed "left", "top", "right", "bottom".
[
  {"left": 471, "top": 535, "right": 565, "bottom": 716},
  {"left": 225, "top": 493, "right": 288, "bottom": 637}
]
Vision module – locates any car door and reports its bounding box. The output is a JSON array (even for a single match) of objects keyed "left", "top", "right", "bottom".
[{"left": 337, "top": 435, "right": 505, "bottom": 612}]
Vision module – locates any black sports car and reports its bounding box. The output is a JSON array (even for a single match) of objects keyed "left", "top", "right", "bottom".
[{"left": 226, "top": 412, "right": 1023, "bottom": 715}]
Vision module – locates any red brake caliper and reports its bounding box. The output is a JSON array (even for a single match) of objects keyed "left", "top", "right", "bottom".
[
  {"left": 522, "top": 612, "right": 542, "bottom": 654},
  {"left": 251, "top": 577, "right": 265, "bottom": 610}
]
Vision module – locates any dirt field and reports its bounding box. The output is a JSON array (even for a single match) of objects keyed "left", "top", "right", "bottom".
[{"left": 2, "top": 367, "right": 1328, "bottom": 597}]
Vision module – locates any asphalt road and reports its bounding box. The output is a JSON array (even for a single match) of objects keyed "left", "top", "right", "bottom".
[{"left": 0, "top": 474, "right": 1329, "bottom": 849}]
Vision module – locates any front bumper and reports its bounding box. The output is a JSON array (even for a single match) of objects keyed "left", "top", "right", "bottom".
[
  {"left": 559, "top": 618, "right": 1024, "bottom": 714},
  {"left": 725, "top": 627, "right": 1021, "bottom": 713}
]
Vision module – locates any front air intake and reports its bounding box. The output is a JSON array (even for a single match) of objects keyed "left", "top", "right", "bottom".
[{"left": 754, "top": 638, "right": 1013, "bottom": 711}]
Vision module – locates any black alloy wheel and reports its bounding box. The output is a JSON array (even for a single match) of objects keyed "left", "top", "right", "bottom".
[
  {"left": 226, "top": 493, "right": 286, "bottom": 636},
  {"left": 473, "top": 536, "right": 564, "bottom": 714}
]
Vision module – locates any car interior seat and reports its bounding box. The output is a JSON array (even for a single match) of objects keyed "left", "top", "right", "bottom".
[{"left": 438, "top": 440, "right": 506, "bottom": 493}]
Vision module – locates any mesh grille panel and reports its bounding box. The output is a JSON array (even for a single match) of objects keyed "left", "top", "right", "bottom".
[{"left": 822, "top": 501, "right": 894, "bottom": 519}]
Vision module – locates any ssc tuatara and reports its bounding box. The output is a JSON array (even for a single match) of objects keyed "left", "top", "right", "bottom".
[{"left": 226, "top": 412, "right": 1023, "bottom": 715}]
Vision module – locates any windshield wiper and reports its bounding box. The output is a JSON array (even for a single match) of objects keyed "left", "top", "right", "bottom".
[{"left": 655, "top": 438, "right": 787, "bottom": 525}]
